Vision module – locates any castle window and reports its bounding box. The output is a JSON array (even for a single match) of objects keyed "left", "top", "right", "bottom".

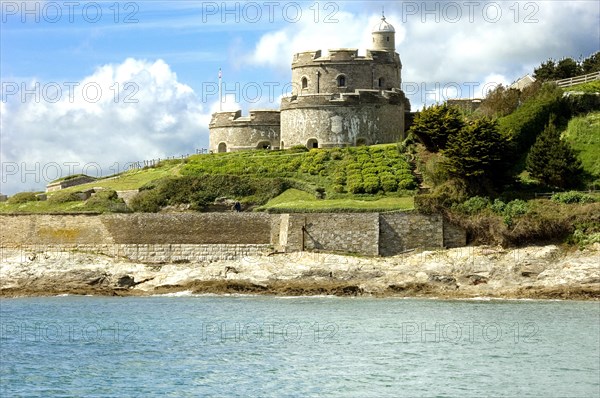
[
  {"left": 301, "top": 77, "right": 308, "bottom": 89},
  {"left": 337, "top": 75, "right": 346, "bottom": 87},
  {"left": 378, "top": 77, "right": 384, "bottom": 88},
  {"left": 386, "top": 36, "right": 389, "bottom": 42}
]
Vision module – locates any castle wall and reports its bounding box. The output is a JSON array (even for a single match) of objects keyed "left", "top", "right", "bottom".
[
  {"left": 209, "top": 110, "right": 280, "bottom": 152},
  {"left": 280, "top": 92, "right": 405, "bottom": 148}
]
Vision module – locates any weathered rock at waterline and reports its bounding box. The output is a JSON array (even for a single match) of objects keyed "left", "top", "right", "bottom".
[{"left": 1, "top": 245, "right": 599, "bottom": 299}]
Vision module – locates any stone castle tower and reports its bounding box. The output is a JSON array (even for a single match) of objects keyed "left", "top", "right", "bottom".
[{"left": 209, "top": 14, "right": 409, "bottom": 152}]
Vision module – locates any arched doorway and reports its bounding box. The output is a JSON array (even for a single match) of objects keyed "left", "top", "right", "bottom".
[
  {"left": 306, "top": 138, "right": 319, "bottom": 149},
  {"left": 217, "top": 142, "right": 227, "bottom": 153},
  {"left": 257, "top": 141, "right": 271, "bottom": 150}
]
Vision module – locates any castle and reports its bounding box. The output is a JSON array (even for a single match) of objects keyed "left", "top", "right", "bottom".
[{"left": 209, "top": 14, "right": 410, "bottom": 152}]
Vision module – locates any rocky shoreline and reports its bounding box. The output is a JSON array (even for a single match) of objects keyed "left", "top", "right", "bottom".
[{"left": 1, "top": 245, "right": 599, "bottom": 300}]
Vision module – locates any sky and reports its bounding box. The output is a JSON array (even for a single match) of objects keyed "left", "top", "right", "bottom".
[{"left": 1, "top": 0, "right": 598, "bottom": 194}]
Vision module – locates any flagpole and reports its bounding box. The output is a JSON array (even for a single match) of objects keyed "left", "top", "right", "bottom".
[{"left": 218, "top": 67, "right": 222, "bottom": 111}]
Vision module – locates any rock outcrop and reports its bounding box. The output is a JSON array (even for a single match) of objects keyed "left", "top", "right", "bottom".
[{"left": 1, "top": 245, "right": 599, "bottom": 299}]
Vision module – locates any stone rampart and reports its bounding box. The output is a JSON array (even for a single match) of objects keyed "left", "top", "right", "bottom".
[
  {"left": 209, "top": 109, "right": 280, "bottom": 152},
  {"left": 0, "top": 211, "right": 466, "bottom": 260}
]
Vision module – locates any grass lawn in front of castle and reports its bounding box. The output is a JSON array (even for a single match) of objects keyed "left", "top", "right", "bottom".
[{"left": 259, "top": 189, "right": 414, "bottom": 212}]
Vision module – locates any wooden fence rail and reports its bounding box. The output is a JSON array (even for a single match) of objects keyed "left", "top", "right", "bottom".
[{"left": 555, "top": 71, "right": 600, "bottom": 88}]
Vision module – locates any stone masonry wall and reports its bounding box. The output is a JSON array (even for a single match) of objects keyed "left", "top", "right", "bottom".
[
  {"left": 0, "top": 212, "right": 466, "bottom": 260},
  {"left": 379, "top": 212, "right": 444, "bottom": 256},
  {"left": 278, "top": 213, "right": 380, "bottom": 256},
  {"left": 280, "top": 100, "right": 405, "bottom": 148}
]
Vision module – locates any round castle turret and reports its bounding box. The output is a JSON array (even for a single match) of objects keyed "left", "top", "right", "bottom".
[
  {"left": 208, "top": 14, "right": 409, "bottom": 152},
  {"left": 372, "top": 14, "right": 396, "bottom": 52},
  {"left": 279, "top": 14, "right": 408, "bottom": 149}
]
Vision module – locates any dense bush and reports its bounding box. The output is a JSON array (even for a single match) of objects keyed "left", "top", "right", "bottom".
[
  {"left": 551, "top": 191, "right": 597, "bottom": 204},
  {"left": 7, "top": 192, "right": 38, "bottom": 204},
  {"left": 452, "top": 196, "right": 490, "bottom": 215},
  {"left": 130, "top": 175, "right": 289, "bottom": 212},
  {"left": 84, "top": 190, "right": 129, "bottom": 213},
  {"left": 48, "top": 191, "right": 84, "bottom": 203}
]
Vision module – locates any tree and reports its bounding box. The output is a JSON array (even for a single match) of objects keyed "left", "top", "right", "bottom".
[
  {"left": 442, "top": 117, "right": 510, "bottom": 192},
  {"left": 479, "top": 84, "right": 521, "bottom": 117},
  {"left": 526, "top": 120, "right": 582, "bottom": 189},
  {"left": 581, "top": 51, "right": 600, "bottom": 74},
  {"left": 533, "top": 59, "right": 556, "bottom": 81},
  {"left": 408, "top": 104, "right": 464, "bottom": 152},
  {"left": 555, "top": 57, "right": 581, "bottom": 79}
]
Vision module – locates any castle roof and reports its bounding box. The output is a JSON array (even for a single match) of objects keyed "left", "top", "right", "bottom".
[{"left": 372, "top": 14, "right": 395, "bottom": 33}]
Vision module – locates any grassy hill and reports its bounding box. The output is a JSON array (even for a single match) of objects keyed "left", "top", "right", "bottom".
[
  {"left": 0, "top": 144, "right": 417, "bottom": 214},
  {"left": 562, "top": 111, "right": 600, "bottom": 186}
]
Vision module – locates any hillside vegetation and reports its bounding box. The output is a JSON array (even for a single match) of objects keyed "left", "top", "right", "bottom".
[{"left": 0, "top": 145, "right": 417, "bottom": 214}]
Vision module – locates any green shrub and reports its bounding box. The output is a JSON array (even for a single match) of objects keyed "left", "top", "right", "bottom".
[
  {"left": 289, "top": 145, "right": 308, "bottom": 152},
  {"left": 502, "top": 199, "right": 529, "bottom": 226},
  {"left": 363, "top": 176, "right": 380, "bottom": 194},
  {"left": 490, "top": 199, "right": 506, "bottom": 214},
  {"left": 48, "top": 191, "right": 84, "bottom": 203},
  {"left": 551, "top": 191, "right": 597, "bottom": 204},
  {"left": 379, "top": 172, "right": 398, "bottom": 192},
  {"left": 84, "top": 190, "right": 129, "bottom": 213},
  {"left": 453, "top": 196, "right": 491, "bottom": 215},
  {"left": 347, "top": 174, "right": 364, "bottom": 194},
  {"left": 398, "top": 178, "right": 416, "bottom": 190},
  {"left": 129, "top": 190, "right": 162, "bottom": 212},
  {"left": 7, "top": 192, "right": 38, "bottom": 204},
  {"left": 332, "top": 184, "right": 345, "bottom": 193}
]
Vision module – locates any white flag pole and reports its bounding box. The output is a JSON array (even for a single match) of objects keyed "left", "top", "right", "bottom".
[{"left": 218, "top": 67, "right": 222, "bottom": 111}]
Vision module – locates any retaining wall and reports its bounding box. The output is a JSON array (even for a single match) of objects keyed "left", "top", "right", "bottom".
[{"left": 0, "top": 212, "right": 466, "bottom": 261}]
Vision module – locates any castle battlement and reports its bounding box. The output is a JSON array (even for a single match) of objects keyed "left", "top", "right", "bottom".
[
  {"left": 281, "top": 89, "right": 406, "bottom": 110},
  {"left": 209, "top": 109, "right": 280, "bottom": 128},
  {"left": 292, "top": 48, "right": 399, "bottom": 67}
]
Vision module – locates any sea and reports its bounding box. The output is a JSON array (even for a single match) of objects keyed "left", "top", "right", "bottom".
[{"left": 1, "top": 295, "right": 598, "bottom": 398}]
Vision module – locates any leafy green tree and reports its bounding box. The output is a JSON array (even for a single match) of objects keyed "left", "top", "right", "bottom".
[
  {"left": 442, "top": 117, "right": 510, "bottom": 191},
  {"left": 582, "top": 51, "right": 600, "bottom": 74},
  {"left": 534, "top": 59, "right": 557, "bottom": 81},
  {"left": 526, "top": 121, "right": 582, "bottom": 188},
  {"left": 555, "top": 57, "right": 582, "bottom": 79},
  {"left": 408, "top": 104, "right": 464, "bottom": 152},
  {"left": 479, "top": 84, "right": 521, "bottom": 117}
]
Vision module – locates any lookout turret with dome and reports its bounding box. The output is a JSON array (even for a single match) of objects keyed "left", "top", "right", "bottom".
[
  {"left": 372, "top": 12, "right": 396, "bottom": 52},
  {"left": 209, "top": 13, "right": 410, "bottom": 152}
]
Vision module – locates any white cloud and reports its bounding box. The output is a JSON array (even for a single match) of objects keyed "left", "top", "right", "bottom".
[{"left": 0, "top": 58, "right": 211, "bottom": 194}]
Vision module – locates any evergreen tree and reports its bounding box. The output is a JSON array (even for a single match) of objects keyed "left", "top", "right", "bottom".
[
  {"left": 555, "top": 57, "right": 581, "bottom": 79},
  {"left": 534, "top": 59, "right": 557, "bottom": 81},
  {"left": 443, "top": 117, "right": 510, "bottom": 191},
  {"left": 582, "top": 51, "right": 600, "bottom": 74},
  {"left": 526, "top": 121, "right": 582, "bottom": 189},
  {"left": 408, "top": 104, "right": 464, "bottom": 152}
]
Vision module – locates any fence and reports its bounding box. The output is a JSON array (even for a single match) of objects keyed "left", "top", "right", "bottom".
[{"left": 555, "top": 71, "right": 600, "bottom": 88}]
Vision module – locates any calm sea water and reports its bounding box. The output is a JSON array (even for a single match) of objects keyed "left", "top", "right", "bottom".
[{"left": 1, "top": 295, "right": 598, "bottom": 398}]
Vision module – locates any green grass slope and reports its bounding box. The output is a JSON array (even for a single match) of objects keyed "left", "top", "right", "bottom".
[
  {"left": 562, "top": 111, "right": 600, "bottom": 185},
  {"left": 1, "top": 145, "right": 417, "bottom": 213}
]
